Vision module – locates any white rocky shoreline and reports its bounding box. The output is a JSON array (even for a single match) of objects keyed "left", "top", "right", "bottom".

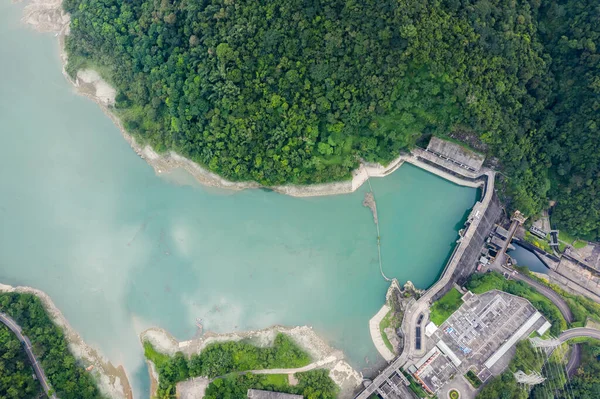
[
  {"left": 0, "top": 283, "right": 133, "bottom": 399},
  {"left": 17, "top": 0, "right": 424, "bottom": 198}
]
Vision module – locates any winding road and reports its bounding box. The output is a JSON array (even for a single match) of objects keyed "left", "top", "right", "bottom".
[
  {"left": 557, "top": 327, "right": 600, "bottom": 376},
  {"left": 566, "top": 344, "right": 580, "bottom": 376},
  {"left": 0, "top": 312, "right": 57, "bottom": 399},
  {"left": 558, "top": 327, "right": 600, "bottom": 342},
  {"left": 510, "top": 271, "right": 574, "bottom": 323}
]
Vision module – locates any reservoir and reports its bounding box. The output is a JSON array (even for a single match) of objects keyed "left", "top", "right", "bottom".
[
  {"left": 509, "top": 244, "right": 550, "bottom": 274},
  {"left": 0, "top": 3, "right": 478, "bottom": 397}
]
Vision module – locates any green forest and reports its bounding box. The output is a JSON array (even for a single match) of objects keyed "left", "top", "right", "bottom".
[
  {"left": 61, "top": 0, "right": 600, "bottom": 239},
  {"left": 204, "top": 370, "right": 338, "bottom": 399},
  {"left": 0, "top": 324, "right": 43, "bottom": 399},
  {"left": 0, "top": 293, "right": 103, "bottom": 399},
  {"left": 144, "top": 333, "right": 325, "bottom": 398},
  {"left": 477, "top": 340, "right": 600, "bottom": 399}
]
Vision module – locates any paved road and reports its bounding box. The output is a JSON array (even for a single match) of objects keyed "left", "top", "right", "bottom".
[
  {"left": 566, "top": 344, "right": 580, "bottom": 376},
  {"left": 0, "top": 312, "right": 57, "bottom": 399},
  {"left": 509, "top": 271, "right": 574, "bottom": 323},
  {"left": 559, "top": 327, "right": 600, "bottom": 342},
  {"left": 559, "top": 327, "right": 600, "bottom": 376}
]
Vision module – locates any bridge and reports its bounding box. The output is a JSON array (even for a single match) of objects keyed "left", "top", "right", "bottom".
[
  {"left": 492, "top": 210, "right": 526, "bottom": 269},
  {"left": 0, "top": 312, "right": 57, "bottom": 399}
]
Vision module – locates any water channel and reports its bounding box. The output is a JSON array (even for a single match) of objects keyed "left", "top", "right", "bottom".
[{"left": 0, "top": 4, "right": 479, "bottom": 396}]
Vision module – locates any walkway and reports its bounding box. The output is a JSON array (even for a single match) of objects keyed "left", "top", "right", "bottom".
[
  {"left": 250, "top": 355, "right": 338, "bottom": 375},
  {"left": 0, "top": 312, "right": 57, "bottom": 399}
]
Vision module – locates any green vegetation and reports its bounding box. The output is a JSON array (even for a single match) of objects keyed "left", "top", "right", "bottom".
[
  {"left": 516, "top": 267, "right": 600, "bottom": 325},
  {"left": 404, "top": 372, "right": 430, "bottom": 398},
  {"left": 204, "top": 370, "right": 337, "bottom": 399},
  {"left": 449, "top": 389, "right": 460, "bottom": 399},
  {"left": 466, "top": 272, "right": 567, "bottom": 335},
  {"left": 429, "top": 288, "right": 463, "bottom": 326},
  {"left": 558, "top": 231, "right": 588, "bottom": 250},
  {"left": 465, "top": 370, "right": 482, "bottom": 389},
  {"left": 523, "top": 232, "right": 553, "bottom": 253},
  {"left": 379, "top": 309, "right": 398, "bottom": 353},
  {"left": 554, "top": 342, "right": 600, "bottom": 399},
  {"left": 61, "top": 0, "right": 600, "bottom": 239},
  {"left": 479, "top": 340, "right": 600, "bottom": 399},
  {"left": 477, "top": 341, "right": 540, "bottom": 399},
  {"left": 0, "top": 324, "right": 44, "bottom": 398},
  {"left": 144, "top": 333, "right": 311, "bottom": 398},
  {"left": 0, "top": 293, "right": 103, "bottom": 399}
]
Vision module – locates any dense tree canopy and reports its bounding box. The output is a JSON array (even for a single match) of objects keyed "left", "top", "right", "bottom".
[
  {"left": 0, "top": 324, "right": 43, "bottom": 399},
  {"left": 0, "top": 294, "right": 103, "bottom": 399},
  {"left": 62, "top": 0, "right": 600, "bottom": 239},
  {"left": 144, "top": 333, "right": 311, "bottom": 398}
]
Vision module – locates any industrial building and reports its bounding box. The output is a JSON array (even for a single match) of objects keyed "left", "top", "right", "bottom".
[{"left": 409, "top": 290, "right": 550, "bottom": 394}]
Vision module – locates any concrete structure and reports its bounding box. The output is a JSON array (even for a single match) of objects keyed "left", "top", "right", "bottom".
[
  {"left": 483, "top": 311, "right": 542, "bottom": 369},
  {"left": 426, "top": 137, "right": 485, "bottom": 171},
  {"left": 247, "top": 390, "right": 303, "bottom": 399},
  {"left": 537, "top": 321, "right": 552, "bottom": 336},
  {"left": 410, "top": 291, "right": 548, "bottom": 394},
  {"left": 355, "top": 147, "right": 500, "bottom": 399},
  {"left": 491, "top": 211, "right": 526, "bottom": 269}
]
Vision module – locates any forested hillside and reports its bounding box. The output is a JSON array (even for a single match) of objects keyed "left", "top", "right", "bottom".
[
  {"left": 0, "top": 324, "right": 43, "bottom": 398},
  {"left": 62, "top": 0, "right": 599, "bottom": 239},
  {"left": 0, "top": 293, "right": 103, "bottom": 399}
]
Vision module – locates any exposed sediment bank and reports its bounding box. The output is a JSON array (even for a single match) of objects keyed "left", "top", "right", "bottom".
[
  {"left": 18, "top": 0, "right": 485, "bottom": 199},
  {"left": 140, "top": 325, "right": 363, "bottom": 399},
  {"left": 0, "top": 283, "right": 132, "bottom": 399}
]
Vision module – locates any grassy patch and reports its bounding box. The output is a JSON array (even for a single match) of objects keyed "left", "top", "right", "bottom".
[
  {"left": 558, "top": 230, "right": 576, "bottom": 244},
  {"left": 558, "top": 231, "right": 587, "bottom": 250},
  {"left": 379, "top": 310, "right": 397, "bottom": 353},
  {"left": 465, "top": 370, "right": 482, "bottom": 388},
  {"left": 523, "top": 232, "right": 553, "bottom": 252},
  {"left": 262, "top": 374, "right": 289, "bottom": 388},
  {"left": 429, "top": 288, "right": 463, "bottom": 326},
  {"left": 404, "top": 372, "right": 430, "bottom": 398}
]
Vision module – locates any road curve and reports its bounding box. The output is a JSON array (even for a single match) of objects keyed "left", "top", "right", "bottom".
[
  {"left": 559, "top": 327, "right": 600, "bottom": 376},
  {"left": 566, "top": 344, "right": 580, "bottom": 376},
  {"left": 510, "top": 271, "right": 574, "bottom": 323},
  {"left": 0, "top": 312, "right": 57, "bottom": 399},
  {"left": 559, "top": 327, "right": 600, "bottom": 342}
]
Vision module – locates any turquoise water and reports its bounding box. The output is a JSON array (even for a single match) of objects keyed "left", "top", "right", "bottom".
[
  {"left": 0, "top": 4, "right": 478, "bottom": 397},
  {"left": 509, "top": 244, "right": 549, "bottom": 274}
]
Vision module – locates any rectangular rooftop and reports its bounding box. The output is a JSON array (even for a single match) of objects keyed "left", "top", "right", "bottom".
[{"left": 426, "top": 137, "right": 485, "bottom": 171}]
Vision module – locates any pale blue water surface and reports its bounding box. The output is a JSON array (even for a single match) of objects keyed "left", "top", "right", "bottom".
[{"left": 0, "top": 4, "right": 478, "bottom": 397}]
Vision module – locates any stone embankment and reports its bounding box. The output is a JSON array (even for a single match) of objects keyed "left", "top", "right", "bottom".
[{"left": 141, "top": 325, "right": 362, "bottom": 399}]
